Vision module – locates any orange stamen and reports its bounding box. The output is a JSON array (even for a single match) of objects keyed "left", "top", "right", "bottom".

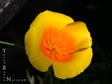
[{"left": 40, "top": 26, "right": 76, "bottom": 63}]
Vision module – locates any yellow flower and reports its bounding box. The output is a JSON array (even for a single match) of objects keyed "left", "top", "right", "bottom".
[{"left": 25, "top": 10, "right": 93, "bottom": 79}]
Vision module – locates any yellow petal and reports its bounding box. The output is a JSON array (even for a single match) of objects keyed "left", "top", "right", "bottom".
[
  {"left": 62, "top": 22, "right": 92, "bottom": 51},
  {"left": 30, "top": 10, "right": 74, "bottom": 33},
  {"left": 25, "top": 28, "right": 51, "bottom": 72},
  {"left": 53, "top": 47, "right": 92, "bottom": 79}
]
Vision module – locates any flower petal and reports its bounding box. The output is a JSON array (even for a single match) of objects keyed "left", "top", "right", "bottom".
[
  {"left": 30, "top": 10, "right": 74, "bottom": 33},
  {"left": 25, "top": 28, "right": 51, "bottom": 72},
  {"left": 62, "top": 22, "right": 92, "bottom": 51},
  {"left": 53, "top": 47, "right": 92, "bottom": 79}
]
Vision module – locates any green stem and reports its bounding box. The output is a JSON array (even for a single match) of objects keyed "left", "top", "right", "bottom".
[
  {"left": 50, "top": 67, "right": 53, "bottom": 84},
  {"left": 42, "top": 66, "right": 53, "bottom": 84},
  {"left": 0, "top": 41, "right": 15, "bottom": 46},
  {"left": 0, "top": 40, "right": 24, "bottom": 49}
]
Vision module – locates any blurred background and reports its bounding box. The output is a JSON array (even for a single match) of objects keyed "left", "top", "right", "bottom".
[{"left": 0, "top": 0, "right": 112, "bottom": 84}]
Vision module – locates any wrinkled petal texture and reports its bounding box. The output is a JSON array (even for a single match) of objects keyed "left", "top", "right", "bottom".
[{"left": 25, "top": 10, "right": 93, "bottom": 79}]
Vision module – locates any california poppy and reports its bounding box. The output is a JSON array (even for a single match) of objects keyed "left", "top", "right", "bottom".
[{"left": 25, "top": 10, "right": 92, "bottom": 79}]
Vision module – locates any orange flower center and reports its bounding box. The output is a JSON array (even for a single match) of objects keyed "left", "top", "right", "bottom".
[{"left": 40, "top": 26, "right": 76, "bottom": 63}]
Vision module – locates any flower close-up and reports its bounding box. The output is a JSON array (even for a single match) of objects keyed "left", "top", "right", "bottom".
[{"left": 25, "top": 10, "right": 93, "bottom": 79}]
